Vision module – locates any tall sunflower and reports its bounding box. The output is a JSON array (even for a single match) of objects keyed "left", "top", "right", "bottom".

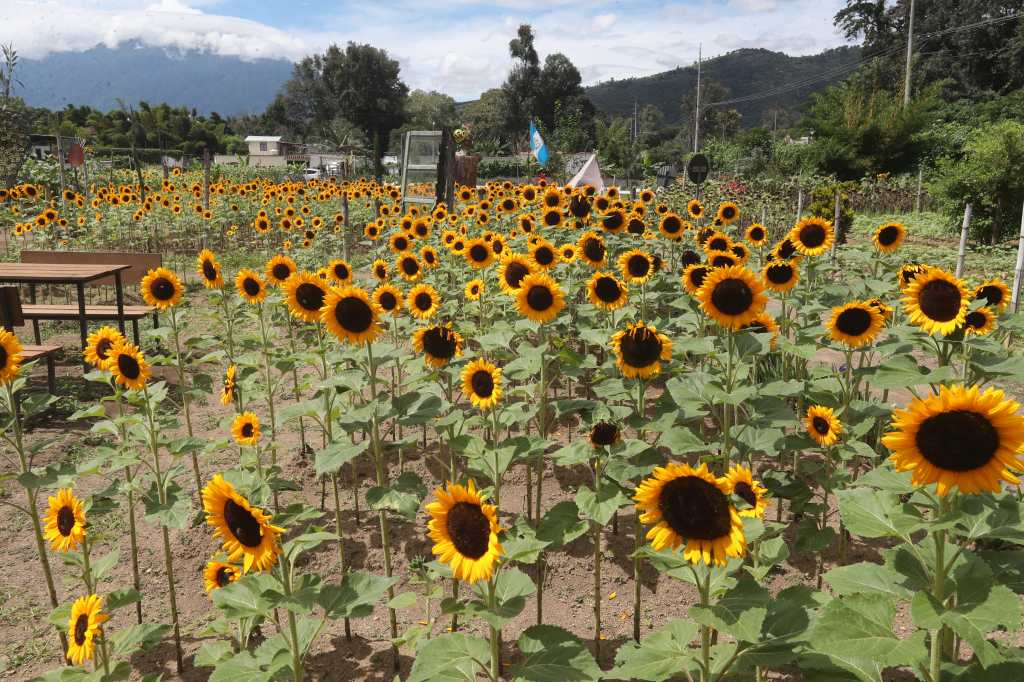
[
  {"left": 426, "top": 480, "right": 503, "bottom": 583},
  {"left": 322, "top": 286, "right": 382, "bottom": 345},
  {"left": 611, "top": 322, "right": 672, "bottom": 379},
  {"left": 872, "top": 221, "right": 906, "bottom": 253},
  {"left": 716, "top": 201, "right": 740, "bottom": 225},
  {"left": 962, "top": 307, "right": 996, "bottom": 336},
  {"left": 265, "top": 254, "right": 297, "bottom": 286},
  {"left": 408, "top": 284, "right": 441, "bottom": 320},
  {"left": 84, "top": 326, "right": 124, "bottom": 370},
  {"left": 140, "top": 266, "right": 184, "bottom": 309},
  {"left": 461, "top": 358, "right": 502, "bottom": 411},
  {"left": 107, "top": 340, "right": 150, "bottom": 390},
  {"left": 397, "top": 254, "right": 422, "bottom": 282},
  {"left": 762, "top": 260, "right": 799, "bottom": 293},
  {"left": 618, "top": 249, "right": 655, "bottom": 285},
  {"left": 515, "top": 272, "right": 565, "bottom": 323},
  {"left": 827, "top": 301, "right": 884, "bottom": 348},
  {"left": 973, "top": 279, "right": 1010, "bottom": 312},
  {"left": 235, "top": 269, "right": 267, "bottom": 304},
  {"left": 220, "top": 364, "right": 237, "bottom": 406},
  {"left": 883, "top": 384, "right": 1024, "bottom": 495},
  {"left": 806, "top": 405, "right": 842, "bottom": 447},
  {"left": 745, "top": 223, "right": 768, "bottom": 246},
  {"left": 202, "top": 474, "right": 285, "bottom": 573},
  {"left": 67, "top": 594, "right": 108, "bottom": 666},
  {"left": 687, "top": 199, "right": 704, "bottom": 220},
  {"left": 659, "top": 212, "right": 685, "bottom": 240},
  {"left": 635, "top": 462, "right": 745, "bottom": 566},
  {"left": 373, "top": 284, "right": 404, "bottom": 316},
  {"left": 577, "top": 231, "right": 607, "bottom": 267},
  {"left": 44, "top": 488, "right": 86, "bottom": 552},
  {"left": 903, "top": 268, "right": 969, "bottom": 336},
  {"left": 703, "top": 231, "right": 732, "bottom": 255},
  {"left": 696, "top": 266, "right": 768, "bottom": 330},
  {"left": 327, "top": 259, "right": 353, "bottom": 285},
  {"left": 231, "top": 412, "right": 261, "bottom": 446},
  {"left": 464, "top": 238, "right": 494, "bottom": 269},
  {"left": 725, "top": 464, "right": 768, "bottom": 518},
  {"left": 372, "top": 259, "right": 389, "bottom": 281},
  {"left": 464, "top": 279, "right": 484, "bottom": 301},
  {"left": 789, "top": 217, "right": 833, "bottom": 257},
  {"left": 413, "top": 325, "right": 464, "bottom": 367},
  {"left": 0, "top": 329, "right": 23, "bottom": 384},
  {"left": 204, "top": 560, "right": 240, "bottom": 594},
  {"left": 529, "top": 240, "right": 559, "bottom": 270},
  {"left": 196, "top": 249, "right": 224, "bottom": 289},
  {"left": 589, "top": 420, "right": 621, "bottom": 448},
  {"left": 587, "top": 271, "right": 629, "bottom": 311},
  {"left": 283, "top": 272, "right": 329, "bottom": 324}
]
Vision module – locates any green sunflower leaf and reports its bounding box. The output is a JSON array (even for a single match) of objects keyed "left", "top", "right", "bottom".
[
  {"left": 610, "top": 618, "right": 699, "bottom": 681},
  {"left": 407, "top": 632, "right": 489, "bottom": 682},
  {"left": 511, "top": 624, "right": 601, "bottom": 682}
]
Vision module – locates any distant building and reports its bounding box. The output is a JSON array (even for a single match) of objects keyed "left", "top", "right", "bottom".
[{"left": 221, "top": 135, "right": 307, "bottom": 167}]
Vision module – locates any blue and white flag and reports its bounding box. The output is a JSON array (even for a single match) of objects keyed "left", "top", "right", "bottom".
[{"left": 529, "top": 120, "right": 549, "bottom": 166}]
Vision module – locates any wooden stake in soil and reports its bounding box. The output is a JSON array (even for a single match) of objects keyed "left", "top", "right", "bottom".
[
  {"left": 1011, "top": 200, "right": 1024, "bottom": 313},
  {"left": 955, "top": 203, "right": 972, "bottom": 279}
]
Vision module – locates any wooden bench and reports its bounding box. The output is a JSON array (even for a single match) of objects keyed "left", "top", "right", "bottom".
[
  {"left": 19, "top": 251, "right": 161, "bottom": 344},
  {"left": 0, "top": 288, "right": 61, "bottom": 393}
]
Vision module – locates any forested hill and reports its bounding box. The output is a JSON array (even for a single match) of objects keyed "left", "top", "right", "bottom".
[{"left": 585, "top": 46, "right": 861, "bottom": 128}]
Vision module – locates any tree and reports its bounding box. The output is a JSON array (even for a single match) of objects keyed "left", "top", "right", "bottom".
[
  {"left": 680, "top": 79, "right": 738, "bottom": 150},
  {"left": 404, "top": 90, "right": 457, "bottom": 130},
  {"left": 0, "top": 44, "right": 31, "bottom": 187},
  {"left": 463, "top": 88, "right": 507, "bottom": 147},
  {"left": 501, "top": 25, "right": 542, "bottom": 146}
]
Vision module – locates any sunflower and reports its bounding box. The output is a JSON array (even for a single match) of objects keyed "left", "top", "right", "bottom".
[
  {"left": 541, "top": 187, "right": 563, "bottom": 209},
  {"left": 235, "top": 269, "right": 267, "bottom": 304},
  {"left": 973, "top": 279, "right": 1010, "bottom": 312},
  {"left": 529, "top": 240, "right": 559, "bottom": 270},
  {"left": 197, "top": 249, "right": 224, "bottom": 289},
  {"left": 635, "top": 462, "right": 745, "bottom": 566},
  {"left": 745, "top": 223, "right": 768, "bottom": 246},
  {"left": 373, "top": 284, "right": 403, "bottom": 316},
  {"left": 681, "top": 263, "right": 712, "bottom": 295},
  {"left": 0, "top": 329, "right": 22, "bottom": 386},
  {"left": 232, "top": 412, "right": 261, "bottom": 446},
  {"left": 265, "top": 254, "right": 297, "bottom": 285},
  {"left": 426, "top": 479, "right": 503, "bottom": 583},
  {"left": 865, "top": 297, "right": 894, "bottom": 322},
  {"left": 687, "top": 199, "right": 704, "bottom": 220},
  {"left": 806, "top": 405, "right": 842, "bottom": 447},
  {"left": 589, "top": 420, "right": 621, "bottom": 448},
  {"left": 697, "top": 266, "right": 768, "bottom": 331},
  {"left": 83, "top": 327, "right": 123, "bottom": 370},
  {"left": 618, "top": 249, "right": 655, "bottom": 285},
  {"left": 372, "top": 259, "right": 389, "bottom": 281},
  {"left": 140, "top": 266, "right": 184, "bottom": 309},
  {"left": 762, "top": 260, "right": 799, "bottom": 293},
  {"left": 327, "top": 259, "right": 353, "bottom": 285},
  {"left": 725, "top": 465, "right": 768, "bottom": 518},
  {"left": 704, "top": 231, "right": 732, "bottom": 254},
  {"left": 421, "top": 245, "right": 441, "bottom": 269},
  {"left": 465, "top": 279, "right": 484, "bottom": 301},
  {"left": 389, "top": 232, "right": 413, "bottom": 254},
  {"left": 67, "top": 594, "right": 108, "bottom": 666},
  {"left": 498, "top": 254, "right": 535, "bottom": 295},
  {"left": 730, "top": 243, "right": 751, "bottom": 265},
  {"left": 903, "top": 268, "right": 969, "bottom": 336},
  {"left": 679, "top": 249, "right": 702, "bottom": 269},
  {"left": 461, "top": 358, "right": 502, "bottom": 411},
  {"left": 772, "top": 238, "right": 799, "bottom": 261},
  {"left": 413, "top": 324, "right": 464, "bottom": 367},
  {"left": 283, "top": 272, "right": 329, "bottom": 323},
  {"left": 107, "top": 340, "right": 150, "bottom": 390},
  {"left": 789, "top": 216, "right": 833, "bottom": 257},
  {"left": 827, "top": 301, "right": 884, "bottom": 348},
  {"left": 587, "top": 271, "right": 629, "bottom": 311},
  {"left": 322, "top": 286, "right": 382, "bottom": 345},
  {"left": 709, "top": 253, "right": 738, "bottom": 269},
  {"left": 898, "top": 263, "right": 928, "bottom": 292},
  {"left": 559, "top": 243, "right": 578, "bottom": 262},
  {"left": 203, "top": 474, "right": 284, "bottom": 573},
  {"left": 600, "top": 208, "right": 627, "bottom": 233},
  {"left": 962, "top": 307, "right": 996, "bottom": 336},
  {"left": 872, "top": 221, "right": 906, "bottom": 253},
  {"left": 397, "top": 254, "right": 422, "bottom": 282},
  {"left": 44, "top": 488, "right": 86, "bottom": 552},
  {"left": 515, "top": 272, "right": 565, "bottom": 323},
  {"left": 611, "top": 322, "right": 672, "bottom": 379},
  {"left": 204, "top": 560, "right": 240, "bottom": 594},
  {"left": 716, "top": 201, "right": 740, "bottom": 225},
  {"left": 464, "top": 238, "right": 495, "bottom": 269},
  {"left": 577, "top": 231, "right": 607, "bottom": 267},
  {"left": 220, "top": 364, "right": 236, "bottom": 406},
  {"left": 408, "top": 284, "right": 441, "bottom": 320}
]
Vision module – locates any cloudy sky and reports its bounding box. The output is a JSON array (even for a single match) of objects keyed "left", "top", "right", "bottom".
[{"left": 0, "top": 0, "right": 852, "bottom": 100}]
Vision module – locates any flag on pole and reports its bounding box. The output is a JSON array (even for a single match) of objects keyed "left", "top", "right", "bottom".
[{"left": 529, "top": 120, "right": 548, "bottom": 166}]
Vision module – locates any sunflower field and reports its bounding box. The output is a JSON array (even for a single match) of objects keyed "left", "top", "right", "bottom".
[{"left": 1, "top": 170, "right": 1024, "bottom": 682}]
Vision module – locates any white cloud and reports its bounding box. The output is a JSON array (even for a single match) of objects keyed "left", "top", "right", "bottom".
[{"left": 0, "top": 0, "right": 852, "bottom": 100}]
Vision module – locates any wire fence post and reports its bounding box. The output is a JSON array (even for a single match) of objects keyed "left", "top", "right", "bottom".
[
  {"left": 955, "top": 203, "right": 972, "bottom": 279},
  {"left": 829, "top": 188, "right": 841, "bottom": 263},
  {"left": 915, "top": 166, "right": 923, "bottom": 213},
  {"left": 1011, "top": 200, "right": 1024, "bottom": 314}
]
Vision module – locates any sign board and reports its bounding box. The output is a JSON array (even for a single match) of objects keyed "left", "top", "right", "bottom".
[
  {"left": 67, "top": 144, "right": 85, "bottom": 167},
  {"left": 687, "top": 154, "right": 709, "bottom": 184}
]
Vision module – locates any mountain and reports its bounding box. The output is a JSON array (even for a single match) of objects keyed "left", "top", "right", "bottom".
[
  {"left": 585, "top": 46, "right": 861, "bottom": 128},
  {"left": 17, "top": 43, "right": 293, "bottom": 116}
]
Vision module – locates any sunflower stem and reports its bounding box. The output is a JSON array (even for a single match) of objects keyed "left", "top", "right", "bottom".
[
  {"left": 592, "top": 456, "right": 603, "bottom": 663},
  {"left": 112, "top": 385, "right": 144, "bottom": 624},
  {"left": 168, "top": 306, "right": 201, "bottom": 500},
  {"left": 722, "top": 330, "right": 735, "bottom": 472},
  {"left": 487, "top": 577, "right": 501, "bottom": 682},
  {"left": 929, "top": 496, "right": 951, "bottom": 681},
  {"left": 256, "top": 301, "right": 280, "bottom": 511},
  {"left": 633, "top": 377, "right": 646, "bottom": 643},
  {"left": 698, "top": 567, "right": 712, "bottom": 682},
  {"left": 285, "top": 316, "right": 308, "bottom": 456},
  {"left": 280, "top": 558, "right": 305, "bottom": 681}
]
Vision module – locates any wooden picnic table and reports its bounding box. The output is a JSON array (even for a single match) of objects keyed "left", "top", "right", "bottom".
[{"left": 0, "top": 263, "right": 131, "bottom": 370}]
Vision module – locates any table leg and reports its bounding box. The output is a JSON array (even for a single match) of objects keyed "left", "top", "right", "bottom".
[
  {"left": 77, "top": 282, "right": 88, "bottom": 373},
  {"left": 114, "top": 271, "right": 126, "bottom": 335},
  {"left": 29, "top": 283, "right": 41, "bottom": 344}
]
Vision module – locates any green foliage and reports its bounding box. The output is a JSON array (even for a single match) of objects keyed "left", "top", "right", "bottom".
[{"left": 809, "top": 181, "right": 855, "bottom": 241}]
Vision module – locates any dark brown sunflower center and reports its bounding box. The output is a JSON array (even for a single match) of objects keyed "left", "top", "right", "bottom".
[
  {"left": 711, "top": 279, "right": 754, "bottom": 316},
  {"left": 295, "top": 283, "right": 325, "bottom": 312},
  {"left": 335, "top": 297, "right": 373, "bottom": 332},
  {"left": 964, "top": 311, "right": 986, "bottom": 329},
  {"left": 708, "top": 237, "right": 729, "bottom": 252},
  {"left": 334, "top": 264, "right": 350, "bottom": 280},
  {"left": 242, "top": 277, "right": 262, "bottom": 296},
  {"left": 799, "top": 223, "right": 827, "bottom": 248},
  {"left": 835, "top": 307, "right": 873, "bottom": 336},
  {"left": 691, "top": 204, "right": 703, "bottom": 216},
  {"left": 583, "top": 238, "right": 605, "bottom": 262},
  {"left": 620, "top": 327, "right": 662, "bottom": 368},
  {"left": 765, "top": 264, "right": 794, "bottom": 284},
  {"left": 378, "top": 292, "right": 397, "bottom": 310},
  {"left": 777, "top": 240, "right": 797, "bottom": 259},
  {"left": 688, "top": 267, "right": 710, "bottom": 289},
  {"left": 812, "top": 416, "right": 830, "bottom": 435},
  {"left": 569, "top": 196, "right": 591, "bottom": 218},
  {"left": 711, "top": 255, "right": 735, "bottom": 268},
  {"left": 878, "top": 225, "right": 900, "bottom": 245},
  {"left": 423, "top": 328, "right": 458, "bottom": 359},
  {"left": 975, "top": 285, "right": 1004, "bottom": 307},
  {"left": 0, "top": 345, "right": 9, "bottom": 369},
  {"left": 662, "top": 216, "right": 682, "bottom": 234},
  {"left": 749, "top": 227, "right": 765, "bottom": 241},
  {"left": 680, "top": 250, "right": 701, "bottom": 268},
  {"left": 241, "top": 422, "right": 254, "bottom": 438},
  {"left": 604, "top": 212, "right": 624, "bottom": 230},
  {"left": 202, "top": 259, "right": 218, "bottom": 281},
  {"left": 628, "top": 218, "right": 646, "bottom": 235},
  {"left": 590, "top": 421, "right": 619, "bottom": 446},
  {"left": 73, "top": 613, "right": 88, "bottom": 646},
  {"left": 424, "top": 251, "right": 436, "bottom": 263},
  {"left": 216, "top": 566, "right": 234, "bottom": 587},
  {"left": 914, "top": 410, "right": 999, "bottom": 472},
  {"left": 445, "top": 501, "right": 490, "bottom": 559},
  {"left": 471, "top": 370, "right": 494, "bottom": 398},
  {"left": 491, "top": 240, "right": 504, "bottom": 254},
  {"left": 272, "top": 264, "right": 292, "bottom": 281},
  {"left": 414, "top": 293, "right": 433, "bottom": 311},
  {"left": 544, "top": 211, "right": 561, "bottom": 227},
  {"left": 150, "top": 277, "right": 175, "bottom": 301},
  {"left": 918, "top": 280, "right": 962, "bottom": 322},
  {"left": 722, "top": 206, "right": 736, "bottom": 219},
  {"left": 627, "top": 255, "right": 650, "bottom": 277},
  {"left": 57, "top": 505, "right": 76, "bottom": 536},
  {"left": 659, "top": 476, "right": 732, "bottom": 541},
  {"left": 394, "top": 237, "right": 409, "bottom": 251},
  {"left": 733, "top": 481, "right": 757, "bottom": 508},
  {"left": 594, "top": 276, "right": 622, "bottom": 303},
  {"left": 223, "top": 498, "right": 263, "bottom": 547},
  {"left": 375, "top": 266, "right": 386, "bottom": 278},
  {"left": 470, "top": 244, "right": 490, "bottom": 263},
  {"left": 117, "top": 353, "right": 141, "bottom": 380},
  {"left": 402, "top": 258, "right": 420, "bottom": 276},
  {"left": 504, "top": 262, "right": 529, "bottom": 289},
  {"left": 534, "top": 247, "right": 554, "bottom": 266}
]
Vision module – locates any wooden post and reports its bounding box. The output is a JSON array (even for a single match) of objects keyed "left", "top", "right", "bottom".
[
  {"left": 955, "top": 203, "right": 972, "bottom": 279},
  {"left": 829, "top": 188, "right": 841, "bottom": 263},
  {"left": 54, "top": 132, "right": 67, "bottom": 209},
  {"left": 1011, "top": 201, "right": 1024, "bottom": 314},
  {"left": 342, "top": 192, "right": 352, "bottom": 262},
  {"left": 914, "top": 166, "right": 923, "bottom": 213},
  {"left": 80, "top": 138, "right": 91, "bottom": 209},
  {"left": 203, "top": 148, "right": 211, "bottom": 210}
]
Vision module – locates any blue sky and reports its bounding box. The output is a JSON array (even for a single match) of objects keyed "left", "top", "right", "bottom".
[{"left": 0, "top": 0, "right": 852, "bottom": 100}]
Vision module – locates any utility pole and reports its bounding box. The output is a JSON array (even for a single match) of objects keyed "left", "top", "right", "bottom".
[
  {"left": 903, "top": 0, "right": 915, "bottom": 108},
  {"left": 693, "top": 43, "right": 702, "bottom": 153}
]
